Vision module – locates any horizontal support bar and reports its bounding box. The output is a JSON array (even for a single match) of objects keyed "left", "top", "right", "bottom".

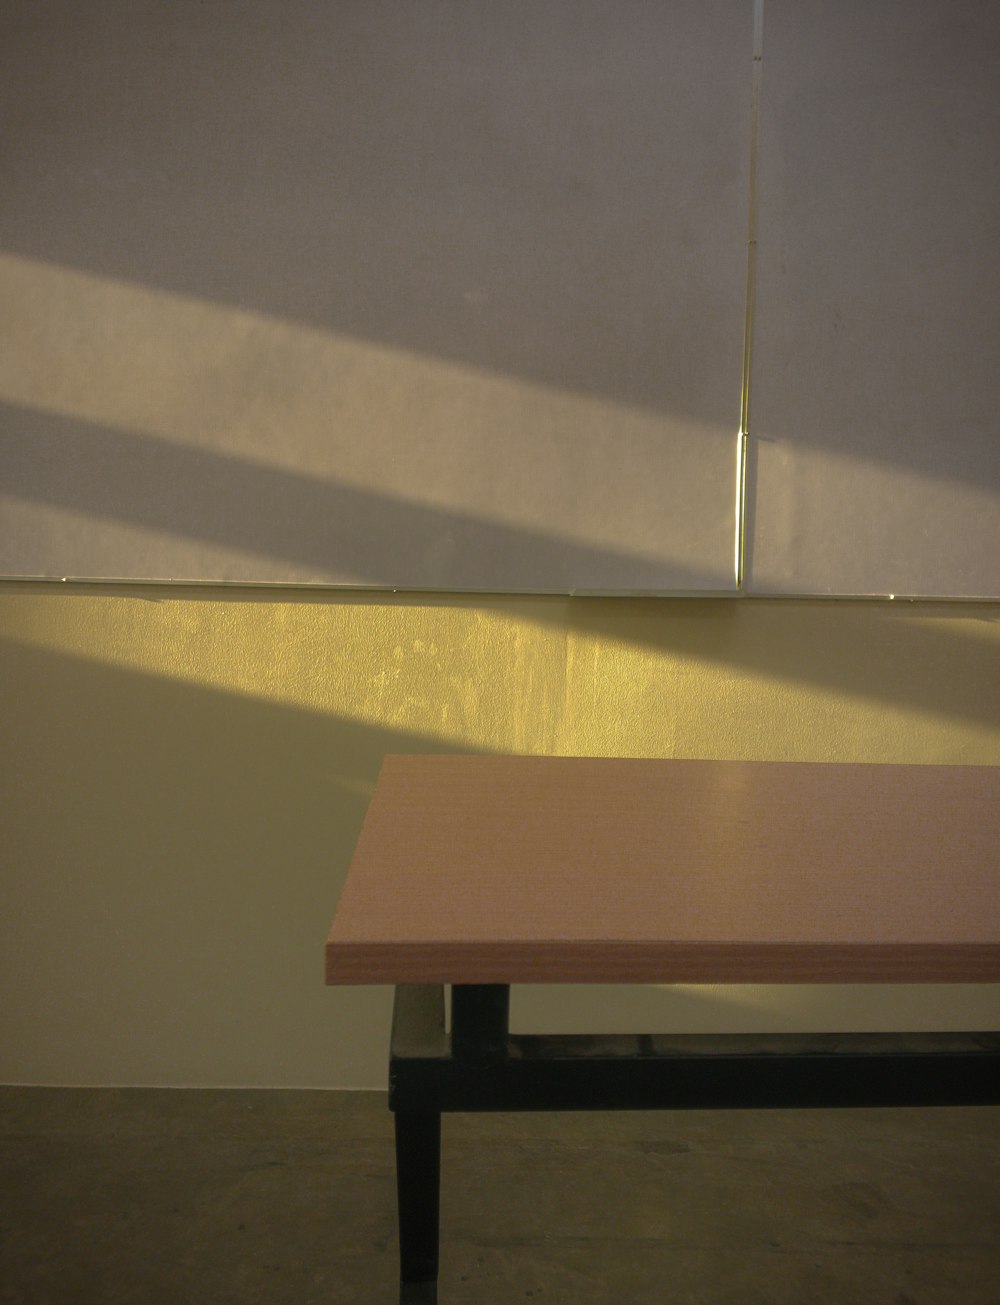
[{"left": 390, "top": 1028, "right": 1000, "bottom": 1113}]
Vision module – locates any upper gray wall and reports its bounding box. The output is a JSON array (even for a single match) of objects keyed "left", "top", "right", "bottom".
[
  {"left": 2, "top": 1, "right": 998, "bottom": 595},
  {"left": 0, "top": 0, "right": 749, "bottom": 592},
  {"left": 747, "top": 0, "right": 1000, "bottom": 597}
]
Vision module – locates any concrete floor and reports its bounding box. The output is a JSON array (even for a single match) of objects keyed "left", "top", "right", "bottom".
[{"left": 1, "top": 1089, "right": 998, "bottom": 1305}]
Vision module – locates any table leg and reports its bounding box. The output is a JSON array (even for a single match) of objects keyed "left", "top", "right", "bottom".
[
  {"left": 395, "top": 1109, "right": 440, "bottom": 1303},
  {"left": 450, "top": 984, "right": 510, "bottom": 1060}
]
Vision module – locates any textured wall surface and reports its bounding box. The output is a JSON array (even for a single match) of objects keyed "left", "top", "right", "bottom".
[
  {"left": 2, "top": 586, "right": 999, "bottom": 1086},
  {"left": 1, "top": 0, "right": 748, "bottom": 591}
]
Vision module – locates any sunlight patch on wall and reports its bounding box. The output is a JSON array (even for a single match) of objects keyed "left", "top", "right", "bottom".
[
  {"left": 0, "top": 252, "right": 734, "bottom": 586},
  {"left": 5, "top": 586, "right": 999, "bottom": 770},
  {"left": 0, "top": 593, "right": 570, "bottom": 756}
]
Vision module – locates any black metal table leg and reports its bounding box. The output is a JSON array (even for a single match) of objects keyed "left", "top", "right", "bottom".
[
  {"left": 387, "top": 982, "right": 1000, "bottom": 1298},
  {"left": 395, "top": 1109, "right": 440, "bottom": 1303},
  {"left": 451, "top": 984, "right": 510, "bottom": 1060}
]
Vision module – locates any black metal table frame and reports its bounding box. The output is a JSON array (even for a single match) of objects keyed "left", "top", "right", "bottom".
[{"left": 388, "top": 983, "right": 1000, "bottom": 1303}]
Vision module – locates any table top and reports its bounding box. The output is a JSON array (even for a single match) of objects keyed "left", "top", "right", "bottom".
[{"left": 325, "top": 756, "right": 1000, "bottom": 985}]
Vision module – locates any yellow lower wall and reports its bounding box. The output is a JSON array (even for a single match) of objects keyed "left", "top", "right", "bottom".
[{"left": 2, "top": 585, "right": 998, "bottom": 1086}]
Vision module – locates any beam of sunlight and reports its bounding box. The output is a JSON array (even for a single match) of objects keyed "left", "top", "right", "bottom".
[
  {"left": 647, "top": 981, "right": 1000, "bottom": 1030},
  {"left": 0, "top": 404, "right": 730, "bottom": 594},
  {"left": 5, "top": 583, "right": 999, "bottom": 765},
  {"left": 0, "top": 598, "right": 572, "bottom": 757},
  {"left": 0, "top": 252, "right": 736, "bottom": 588}
]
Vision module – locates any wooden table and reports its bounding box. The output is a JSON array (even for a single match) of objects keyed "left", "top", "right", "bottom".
[{"left": 326, "top": 756, "right": 1000, "bottom": 1303}]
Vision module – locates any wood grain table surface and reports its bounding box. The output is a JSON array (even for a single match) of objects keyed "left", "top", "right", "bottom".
[{"left": 325, "top": 756, "right": 1000, "bottom": 985}]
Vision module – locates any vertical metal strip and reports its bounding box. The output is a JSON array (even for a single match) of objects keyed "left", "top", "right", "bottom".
[{"left": 736, "top": 0, "right": 765, "bottom": 590}]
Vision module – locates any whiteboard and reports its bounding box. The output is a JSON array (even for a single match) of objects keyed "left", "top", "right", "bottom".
[
  {"left": 746, "top": 0, "right": 1000, "bottom": 598},
  {"left": 0, "top": 0, "right": 750, "bottom": 592}
]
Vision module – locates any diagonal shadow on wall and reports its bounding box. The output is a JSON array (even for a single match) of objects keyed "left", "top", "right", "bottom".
[
  {"left": 3, "top": 0, "right": 996, "bottom": 501},
  {"left": 0, "top": 636, "right": 473, "bottom": 1087},
  {"left": 0, "top": 402, "right": 727, "bottom": 592},
  {"left": 10, "top": 576, "right": 996, "bottom": 735},
  {"left": 3, "top": 633, "right": 997, "bottom": 1091}
]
